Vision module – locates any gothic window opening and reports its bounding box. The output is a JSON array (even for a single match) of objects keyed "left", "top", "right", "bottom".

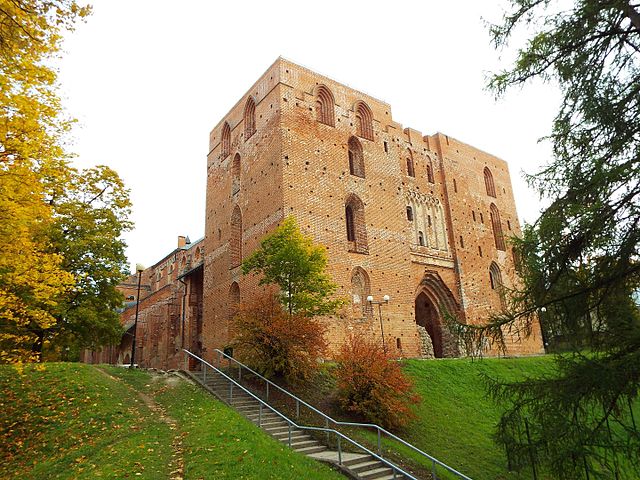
[
  {"left": 232, "top": 153, "right": 241, "bottom": 195},
  {"left": 230, "top": 206, "right": 242, "bottom": 268},
  {"left": 406, "top": 150, "right": 415, "bottom": 177},
  {"left": 350, "top": 267, "right": 371, "bottom": 318},
  {"left": 244, "top": 97, "right": 256, "bottom": 139},
  {"left": 406, "top": 206, "right": 413, "bottom": 221},
  {"left": 490, "top": 203, "right": 506, "bottom": 251},
  {"left": 229, "top": 282, "right": 240, "bottom": 320},
  {"left": 355, "top": 101, "right": 374, "bottom": 140},
  {"left": 418, "top": 231, "right": 425, "bottom": 246},
  {"left": 346, "top": 205, "right": 355, "bottom": 241},
  {"left": 484, "top": 167, "right": 496, "bottom": 197},
  {"left": 221, "top": 122, "right": 231, "bottom": 159},
  {"left": 316, "top": 85, "right": 335, "bottom": 126},
  {"left": 345, "top": 194, "right": 368, "bottom": 253},
  {"left": 348, "top": 136, "right": 365, "bottom": 178},
  {"left": 427, "top": 160, "right": 435, "bottom": 183},
  {"left": 489, "top": 262, "right": 507, "bottom": 310}
]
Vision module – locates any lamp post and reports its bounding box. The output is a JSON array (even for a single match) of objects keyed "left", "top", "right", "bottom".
[
  {"left": 130, "top": 263, "right": 144, "bottom": 368},
  {"left": 367, "top": 294, "right": 390, "bottom": 353}
]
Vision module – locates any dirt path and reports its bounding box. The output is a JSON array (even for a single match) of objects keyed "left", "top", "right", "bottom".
[{"left": 94, "top": 367, "right": 185, "bottom": 480}]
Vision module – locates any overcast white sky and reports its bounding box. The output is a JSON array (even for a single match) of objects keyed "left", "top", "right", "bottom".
[{"left": 57, "top": 1, "right": 561, "bottom": 272}]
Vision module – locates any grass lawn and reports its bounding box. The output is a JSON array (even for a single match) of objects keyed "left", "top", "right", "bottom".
[
  {"left": 0, "top": 363, "right": 345, "bottom": 480},
  {"left": 307, "top": 355, "right": 557, "bottom": 480},
  {"left": 396, "top": 356, "right": 556, "bottom": 480}
]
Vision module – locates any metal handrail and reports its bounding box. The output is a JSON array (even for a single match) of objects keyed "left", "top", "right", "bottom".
[
  {"left": 183, "top": 349, "right": 419, "bottom": 480},
  {"left": 212, "top": 348, "right": 472, "bottom": 480}
]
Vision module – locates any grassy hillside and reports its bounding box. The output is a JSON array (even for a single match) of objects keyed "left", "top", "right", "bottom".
[
  {"left": 398, "top": 356, "right": 556, "bottom": 480},
  {"left": 0, "top": 363, "right": 344, "bottom": 480}
]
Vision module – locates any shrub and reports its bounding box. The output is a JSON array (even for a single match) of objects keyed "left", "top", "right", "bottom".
[
  {"left": 335, "top": 333, "right": 420, "bottom": 430},
  {"left": 232, "top": 292, "right": 327, "bottom": 384}
]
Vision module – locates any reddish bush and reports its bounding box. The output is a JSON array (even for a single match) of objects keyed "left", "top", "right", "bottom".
[
  {"left": 335, "top": 333, "right": 420, "bottom": 430},
  {"left": 233, "top": 292, "right": 327, "bottom": 384}
]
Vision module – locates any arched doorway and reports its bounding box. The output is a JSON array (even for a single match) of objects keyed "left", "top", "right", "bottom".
[
  {"left": 414, "top": 271, "right": 463, "bottom": 358},
  {"left": 415, "top": 292, "right": 444, "bottom": 358}
]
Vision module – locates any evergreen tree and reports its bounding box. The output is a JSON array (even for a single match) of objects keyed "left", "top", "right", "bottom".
[{"left": 456, "top": 2, "right": 640, "bottom": 477}]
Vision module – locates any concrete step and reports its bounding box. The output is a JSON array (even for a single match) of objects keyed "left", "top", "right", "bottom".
[
  {"left": 351, "top": 460, "right": 385, "bottom": 473},
  {"left": 359, "top": 466, "right": 395, "bottom": 480},
  {"left": 272, "top": 431, "right": 309, "bottom": 442},
  {"left": 260, "top": 419, "right": 291, "bottom": 429},
  {"left": 294, "top": 444, "right": 328, "bottom": 455},
  {"left": 286, "top": 438, "right": 321, "bottom": 449},
  {"left": 233, "top": 402, "right": 260, "bottom": 411},
  {"left": 261, "top": 423, "right": 291, "bottom": 433},
  {"left": 246, "top": 413, "right": 282, "bottom": 424}
]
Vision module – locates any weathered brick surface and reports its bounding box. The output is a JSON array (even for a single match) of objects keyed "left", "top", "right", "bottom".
[
  {"left": 204, "top": 58, "right": 542, "bottom": 360},
  {"left": 83, "top": 58, "right": 543, "bottom": 368}
]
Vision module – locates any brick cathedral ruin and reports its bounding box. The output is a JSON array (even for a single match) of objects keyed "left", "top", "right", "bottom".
[{"left": 83, "top": 58, "right": 543, "bottom": 368}]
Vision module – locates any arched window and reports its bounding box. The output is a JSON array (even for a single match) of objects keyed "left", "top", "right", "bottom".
[
  {"left": 230, "top": 206, "right": 242, "bottom": 268},
  {"left": 418, "top": 231, "right": 425, "bottom": 246},
  {"left": 345, "top": 205, "right": 355, "bottom": 241},
  {"left": 406, "top": 206, "right": 413, "bottom": 221},
  {"left": 348, "top": 136, "right": 365, "bottom": 178},
  {"left": 244, "top": 97, "right": 256, "bottom": 140},
  {"left": 221, "top": 122, "right": 231, "bottom": 159},
  {"left": 345, "top": 194, "right": 368, "bottom": 253},
  {"left": 350, "top": 267, "right": 371, "bottom": 318},
  {"left": 489, "top": 262, "right": 506, "bottom": 310},
  {"left": 316, "top": 85, "right": 335, "bottom": 127},
  {"left": 484, "top": 167, "right": 496, "bottom": 197},
  {"left": 355, "top": 101, "right": 374, "bottom": 141},
  {"left": 232, "top": 153, "right": 241, "bottom": 195},
  {"left": 406, "top": 150, "right": 415, "bottom": 177},
  {"left": 426, "top": 160, "right": 435, "bottom": 183},
  {"left": 229, "top": 282, "right": 240, "bottom": 320},
  {"left": 490, "top": 203, "right": 506, "bottom": 251}
]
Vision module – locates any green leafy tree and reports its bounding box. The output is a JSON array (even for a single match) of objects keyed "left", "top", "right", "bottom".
[
  {"left": 455, "top": 2, "right": 640, "bottom": 478},
  {"left": 45, "top": 165, "right": 132, "bottom": 358},
  {"left": 242, "top": 216, "right": 343, "bottom": 316}
]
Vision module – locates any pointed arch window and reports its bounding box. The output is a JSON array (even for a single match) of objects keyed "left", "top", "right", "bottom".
[
  {"left": 406, "top": 206, "right": 413, "bottom": 221},
  {"left": 426, "top": 160, "right": 435, "bottom": 183},
  {"left": 490, "top": 203, "right": 506, "bottom": 251},
  {"left": 489, "top": 262, "right": 507, "bottom": 310},
  {"left": 230, "top": 206, "right": 242, "bottom": 268},
  {"left": 345, "top": 194, "right": 368, "bottom": 253},
  {"left": 232, "top": 153, "right": 241, "bottom": 195},
  {"left": 316, "top": 85, "right": 335, "bottom": 127},
  {"left": 221, "top": 122, "right": 231, "bottom": 159},
  {"left": 244, "top": 97, "right": 256, "bottom": 140},
  {"left": 348, "top": 136, "right": 365, "bottom": 178},
  {"left": 406, "top": 150, "right": 415, "bottom": 177},
  {"left": 355, "top": 101, "right": 374, "bottom": 141},
  {"left": 484, "top": 167, "right": 496, "bottom": 197},
  {"left": 229, "top": 282, "right": 240, "bottom": 320},
  {"left": 351, "top": 267, "right": 372, "bottom": 318}
]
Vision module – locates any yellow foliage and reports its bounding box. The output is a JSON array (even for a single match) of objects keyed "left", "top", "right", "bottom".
[{"left": 0, "top": 1, "right": 90, "bottom": 363}]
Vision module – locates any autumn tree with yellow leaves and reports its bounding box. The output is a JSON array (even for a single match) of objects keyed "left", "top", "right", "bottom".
[{"left": 0, "top": 1, "right": 132, "bottom": 363}]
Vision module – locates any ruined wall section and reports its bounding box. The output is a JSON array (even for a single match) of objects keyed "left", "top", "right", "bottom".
[{"left": 203, "top": 61, "right": 285, "bottom": 361}]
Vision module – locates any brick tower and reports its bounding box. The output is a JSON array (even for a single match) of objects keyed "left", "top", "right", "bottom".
[{"left": 202, "top": 57, "right": 543, "bottom": 361}]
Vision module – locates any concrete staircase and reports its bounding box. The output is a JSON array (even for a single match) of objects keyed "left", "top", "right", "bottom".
[{"left": 189, "top": 370, "right": 407, "bottom": 480}]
